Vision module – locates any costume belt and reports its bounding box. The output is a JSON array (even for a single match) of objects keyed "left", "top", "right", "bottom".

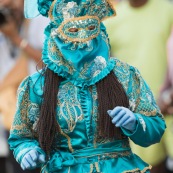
[{"left": 42, "top": 139, "right": 132, "bottom": 172}]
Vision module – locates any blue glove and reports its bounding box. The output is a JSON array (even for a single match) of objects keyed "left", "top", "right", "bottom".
[
  {"left": 107, "top": 106, "right": 137, "bottom": 132},
  {"left": 21, "top": 149, "right": 46, "bottom": 170}
]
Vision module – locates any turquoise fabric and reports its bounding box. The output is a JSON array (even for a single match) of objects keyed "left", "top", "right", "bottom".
[
  {"left": 24, "top": 0, "right": 116, "bottom": 22},
  {"left": 42, "top": 23, "right": 115, "bottom": 87},
  {"left": 24, "top": 0, "right": 116, "bottom": 86},
  {"left": 8, "top": 58, "right": 166, "bottom": 173},
  {"left": 14, "top": 1, "right": 166, "bottom": 172},
  {"left": 24, "top": 0, "right": 40, "bottom": 18},
  {"left": 49, "top": 0, "right": 115, "bottom": 26}
]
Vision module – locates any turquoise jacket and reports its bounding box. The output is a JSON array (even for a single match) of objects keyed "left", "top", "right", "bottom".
[{"left": 8, "top": 58, "right": 166, "bottom": 173}]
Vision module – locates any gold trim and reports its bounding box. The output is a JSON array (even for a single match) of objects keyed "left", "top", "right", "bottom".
[
  {"left": 68, "top": 166, "right": 71, "bottom": 173},
  {"left": 123, "top": 168, "right": 139, "bottom": 173},
  {"left": 95, "top": 162, "right": 101, "bottom": 172},
  {"left": 48, "top": 0, "right": 116, "bottom": 23},
  {"left": 57, "top": 15, "right": 100, "bottom": 43},
  {"left": 101, "top": 0, "right": 116, "bottom": 21},
  {"left": 48, "top": 0, "right": 56, "bottom": 21},
  {"left": 60, "top": 129, "right": 74, "bottom": 153},
  {"left": 138, "top": 110, "right": 157, "bottom": 116},
  {"left": 89, "top": 164, "right": 94, "bottom": 173},
  {"left": 122, "top": 165, "right": 152, "bottom": 173},
  {"left": 141, "top": 165, "right": 152, "bottom": 173},
  {"left": 76, "top": 150, "right": 131, "bottom": 159},
  {"left": 41, "top": 164, "right": 48, "bottom": 173}
]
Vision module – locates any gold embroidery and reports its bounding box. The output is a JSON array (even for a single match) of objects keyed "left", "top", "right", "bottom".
[
  {"left": 48, "top": 40, "right": 75, "bottom": 74},
  {"left": 141, "top": 165, "right": 152, "bottom": 173},
  {"left": 91, "top": 86, "right": 98, "bottom": 148},
  {"left": 78, "top": 150, "right": 131, "bottom": 160},
  {"left": 57, "top": 16, "right": 100, "bottom": 43},
  {"left": 101, "top": 0, "right": 116, "bottom": 21},
  {"left": 48, "top": 0, "right": 116, "bottom": 25},
  {"left": 11, "top": 79, "right": 33, "bottom": 138},
  {"left": 41, "top": 164, "right": 48, "bottom": 173},
  {"left": 98, "top": 151, "right": 131, "bottom": 161},
  {"left": 48, "top": 0, "right": 56, "bottom": 22},
  {"left": 138, "top": 110, "right": 157, "bottom": 116},
  {"left": 57, "top": 82, "right": 83, "bottom": 133},
  {"left": 113, "top": 58, "right": 161, "bottom": 118},
  {"left": 60, "top": 129, "right": 74, "bottom": 153},
  {"left": 95, "top": 162, "right": 100, "bottom": 172},
  {"left": 122, "top": 165, "right": 152, "bottom": 173},
  {"left": 89, "top": 164, "right": 94, "bottom": 173}
]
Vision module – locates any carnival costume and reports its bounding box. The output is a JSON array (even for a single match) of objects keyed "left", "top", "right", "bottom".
[{"left": 8, "top": 0, "right": 166, "bottom": 172}]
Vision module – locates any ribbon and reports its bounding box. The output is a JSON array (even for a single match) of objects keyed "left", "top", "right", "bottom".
[{"left": 24, "top": 0, "right": 40, "bottom": 18}]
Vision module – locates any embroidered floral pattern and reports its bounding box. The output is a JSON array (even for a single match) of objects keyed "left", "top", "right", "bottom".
[
  {"left": 129, "top": 99, "right": 136, "bottom": 112},
  {"left": 57, "top": 82, "right": 83, "bottom": 133},
  {"left": 57, "top": 16, "right": 100, "bottom": 42},
  {"left": 11, "top": 77, "right": 33, "bottom": 138},
  {"left": 61, "top": 1, "right": 78, "bottom": 20},
  {"left": 48, "top": 38, "right": 76, "bottom": 75},
  {"left": 28, "top": 103, "right": 40, "bottom": 130},
  {"left": 48, "top": 0, "right": 116, "bottom": 27},
  {"left": 91, "top": 56, "right": 107, "bottom": 77},
  {"left": 113, "top": 58, "right": 162, "bottom": 117},
  {"left": 74, "top": 55, "right": 108, "bottom": 80},
  {"left": 138, "top": 116, "right": 146, "bottom": 132}
]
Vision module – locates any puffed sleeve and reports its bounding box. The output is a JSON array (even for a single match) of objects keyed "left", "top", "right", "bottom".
[
  {"left": 8, "top": 76, "right": 45, "bottom": 164},
  {"left": 121, "top": 66, "right": 166, "bottom": 147}
]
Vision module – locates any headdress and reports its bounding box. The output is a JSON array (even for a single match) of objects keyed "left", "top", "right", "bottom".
[
  {"left": 24, "top": 0, "right": 115, "bottom": 20},
  {"left": 24, "top": 0, "right": 116, "bottom": 87}
]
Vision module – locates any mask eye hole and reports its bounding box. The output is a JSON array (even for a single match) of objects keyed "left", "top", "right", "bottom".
[
  {"left": 68, "top": 28, "right": 79, "bottom": 32},
  {"left": 88, "top": 25, "right": 95, "bottom": 30}
]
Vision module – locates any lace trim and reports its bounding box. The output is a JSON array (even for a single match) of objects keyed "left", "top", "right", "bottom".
[
  {"left": 122, "top": 165, "right": 152, "bottom": 173},
  {"left": 48, "top": 0, "right": 56, "bottom": 22},
  {"left": 48, "top": 0, "right": 116, "bottom": 25},
  {"left": 57, "top": 16, "right": 100, "bottom": 42},
  {"left": 101, "top": 0, "right": 116, "bottom": 21}
]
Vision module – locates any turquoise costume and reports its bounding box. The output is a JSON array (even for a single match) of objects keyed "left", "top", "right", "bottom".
[{"left": 8, "top": 0, "right": 166, "bottom": 172}]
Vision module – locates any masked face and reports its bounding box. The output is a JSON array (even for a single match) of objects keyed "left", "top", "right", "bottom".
[
  {"left": 57, "top": 16, "right": 100, "bottom": 42},
  {"left": 47, "top": 20, "right": 110, "bottom": 80}
]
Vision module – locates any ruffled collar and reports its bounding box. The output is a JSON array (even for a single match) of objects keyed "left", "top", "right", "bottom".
[
  {"left": 42, "top": 23, "right": 115, "bottom": 87},
  {"left": 43, "top": 55, "right": 115, "bottom": 87}
]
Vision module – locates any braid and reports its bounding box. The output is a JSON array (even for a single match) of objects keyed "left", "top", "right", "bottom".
[
  {"left": 36, "top": 68, "right": 62, "bottom": 155},
  {"left": 96, "top": 71, "right": 129, "bottom": 139},
  {"left": 36, "top": 69, "right": 128, "bottom": 154}
]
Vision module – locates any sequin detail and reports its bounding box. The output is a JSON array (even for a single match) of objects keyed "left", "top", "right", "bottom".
[{"left": 57, "top": 16, "right": 100, "bottom": 42}]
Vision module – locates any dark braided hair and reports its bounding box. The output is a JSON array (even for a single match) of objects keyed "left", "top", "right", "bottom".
[
  {"left": 36, "top": 69, "right": 129, "bottom": 154},
  {"left": 96, "top": 71, "right": 129, "bottom": 139},
  {"left": 36, "top": 68, "right": 62, "bottom": 155}
]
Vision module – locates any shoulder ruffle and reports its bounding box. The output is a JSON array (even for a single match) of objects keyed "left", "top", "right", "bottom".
[
  {"left": 43, "top": 53, "right": 116, "bottom": 87},
  {"left": 42, "top": 28, "right": 116, "bottom": 87}
]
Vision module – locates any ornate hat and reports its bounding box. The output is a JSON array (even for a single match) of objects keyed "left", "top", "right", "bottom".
[
  {"left": 24, "top": 0, "right": 116, "bottom": 23},
  {"left": 24, "top": 0, "right": 116, "bottom": 87}
]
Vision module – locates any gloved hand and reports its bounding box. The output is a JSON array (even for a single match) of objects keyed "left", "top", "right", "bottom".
[
  {"left": 107, "top": 106, "right": 137, "bottom": 132},
  {"left": 21, "top": 149, "right": 46, "bottom": 170}
]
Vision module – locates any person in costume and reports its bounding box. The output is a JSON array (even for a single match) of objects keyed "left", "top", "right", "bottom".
[{"left": 8, "top": 0, "right": 166, "bottom": 172}]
